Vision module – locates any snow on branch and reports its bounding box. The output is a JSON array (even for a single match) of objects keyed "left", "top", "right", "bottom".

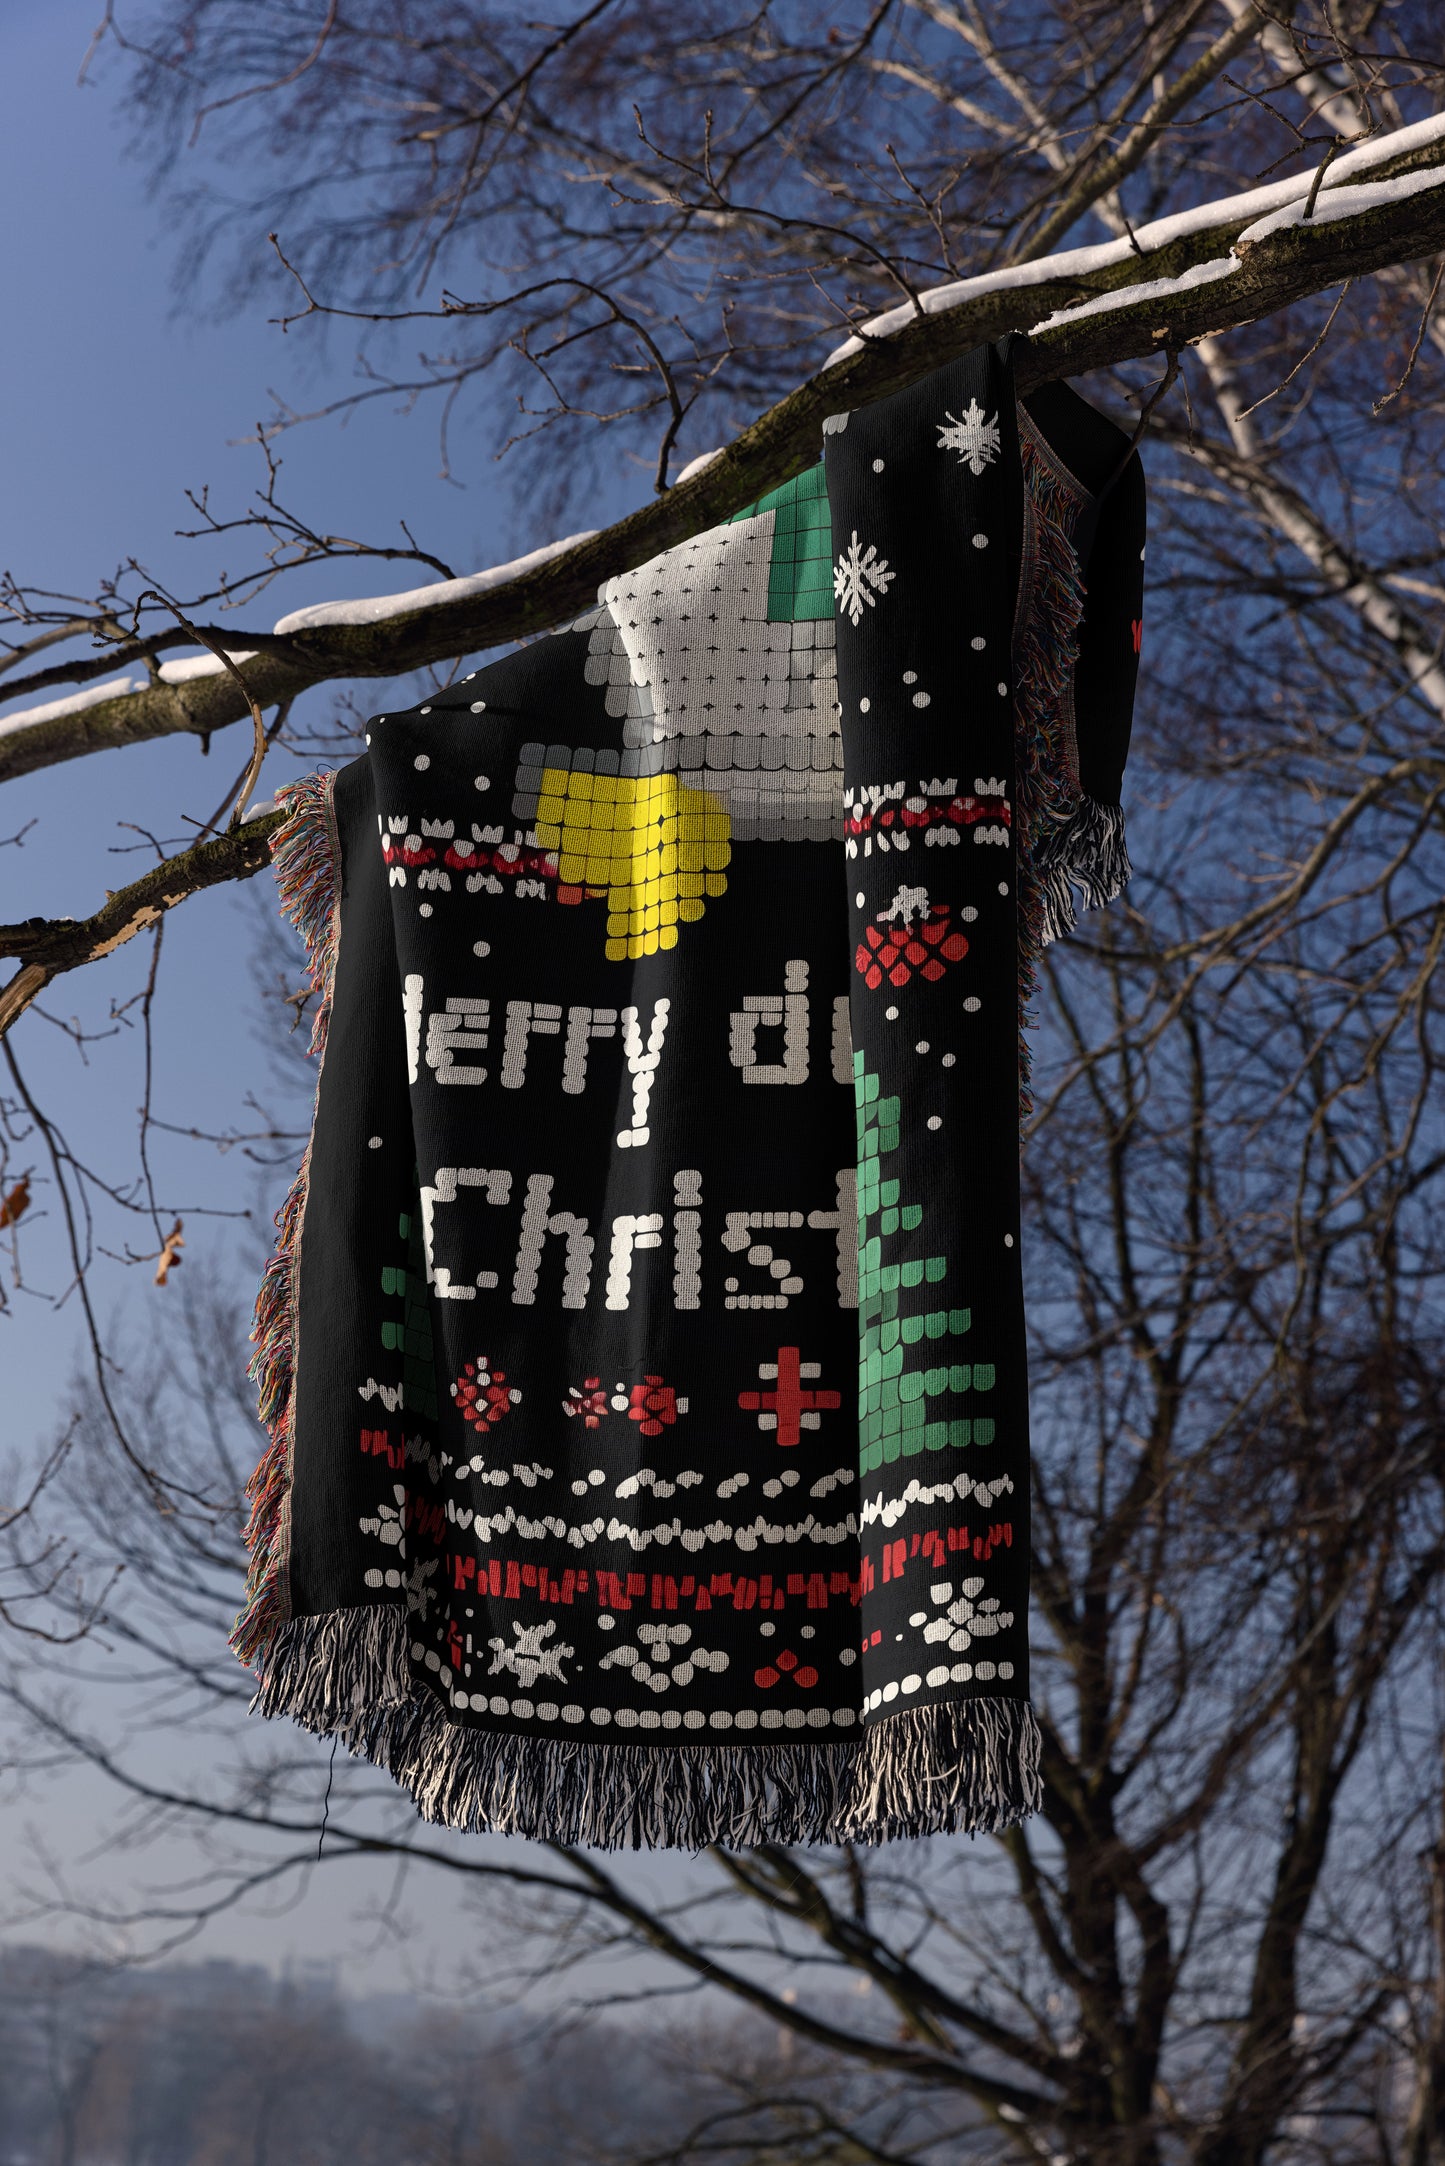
[
  {"left": 3, "top": 113, "right": 1445, "bottom": 791},
  {"left": 268, "top": 531, "right": 597, "bottom": 636},
  {"left": 823, "top": 111, "right": 1445, "bottom": 366}
]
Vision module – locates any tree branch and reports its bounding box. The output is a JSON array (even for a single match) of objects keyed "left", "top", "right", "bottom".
[
  {"left": 0, "top": 808, "right": 285, "bottom": 1038},
  {"left": 4, "top": 124, "right": 1445, "bottom": 788}
]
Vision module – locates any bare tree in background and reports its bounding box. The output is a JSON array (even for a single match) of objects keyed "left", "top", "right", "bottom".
[{"left": 3, "top": 6, "right": 1445, "bottom": 2164}]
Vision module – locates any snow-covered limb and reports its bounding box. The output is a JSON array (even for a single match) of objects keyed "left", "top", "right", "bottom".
[
  {"left": 157, "top": 649, "right": 258, "bottom": 684},
  {"left": 1022, "top": 166, "right": 1445, "bottom": 341},
  {"left": 1235, "top": 167, "right": 1445, "bottom": 249},
  {"left": 823, "top": 111, "right": 1445, "bottom": 367},
  {"left": 1028, "top": 258, "right": 1237, "bottom": 338},
  {"left": 673, "top": 448, "right": 725, "bottom": 485},
  {"left": 0, "top": 543, "right": 593, "bottom": 742},
  {"left": 270, "top": 532, "right": 596, "bottom": 635},
  {"left": 3, "top": 116, "right": 1445, "bottom": 790},
  {"left": 0, "top": 673, "right": 142, "bottom": 742},
  {"left": 0, "top": 651, "right": 258, "bottom": 741}
]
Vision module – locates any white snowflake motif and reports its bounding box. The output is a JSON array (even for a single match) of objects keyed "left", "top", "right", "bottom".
[
  {"left": 359, "top": 1485, "right": 406, "bottom": 1549},
  {"left": 834, "top": 531, "right": 896, "bottom": 626},
  {"left": 598, "top": 1622, "right": 730, "bottom": 1694},
  {"left": 877, "top": 883, "right": 931, "bottom": 927},
  {"left": 936, "top": 399, "right": 1003, "bottom": 476},
  {"left": 911, "top": 1576, "right": 1013, "bottom": 1652},
  {"left": 487, "top": 1618, "right": 574, "bottom": 1689}
]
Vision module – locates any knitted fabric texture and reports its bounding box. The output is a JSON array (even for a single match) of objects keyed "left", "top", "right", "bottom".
[{"left": 232, "top": 339, "right": 1144, "bottom": 1847}]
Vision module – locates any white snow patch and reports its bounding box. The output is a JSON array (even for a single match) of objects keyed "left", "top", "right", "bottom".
[
  {"left": 674, "top": 447, "right": 725, "bottom": 484},
  {"left": 1237, "top": 165, "right": 1445, "bottom": 247},
  {"left": 0, "top": 674, "right": 142, "bottom": 740},
  {"left": 1028, "top": 255, "right": 1238, "bottom": 335},
  {"left": 272, "top": 531, "right": 599, "bottom": 635},
  {"left": 157, "top": 649, "right": 259, "bottom": 684},
  {"left": 822, "top": 113, "right": 1445, "bottom": 367},
  {"left": 1326, "top": 111, "right": 1445, "bottom": 185}
]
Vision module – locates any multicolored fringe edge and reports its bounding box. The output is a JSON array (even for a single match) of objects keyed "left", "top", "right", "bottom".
[
  {"left": 1032, "top": 793, "right": 1132, "bottom": 950},
  {"left": 229, "top": 770, "right": 341, "bottom": 1672},
  {"left": 253, "top": 1603, "right": 1043, "bottom": 1848},
  {"left": 1012, "top": 419, "right": 1133, "bottom": 1117}
]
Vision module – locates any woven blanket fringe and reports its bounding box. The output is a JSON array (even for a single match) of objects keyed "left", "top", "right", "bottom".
[
  {"left": 1012, "top": 427, "right": 1132, "bottom": 1118},
  {"left": 253, "top": 1603, "right": 1043, "bottom": 1848},
  {"left": 230, "top": 771, "right": 340, "bottom": 1673},
  {"left": 1032, "top": 794, "right": 1132, "bottom": 948}
]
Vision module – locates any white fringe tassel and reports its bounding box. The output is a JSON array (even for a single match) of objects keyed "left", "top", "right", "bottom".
[
  {"left": 253, "top": 1605, "right": 1043, "bottom": 1849},
  {"left": 1034, "top": 796, "right": 1132, "bottom": 949}
]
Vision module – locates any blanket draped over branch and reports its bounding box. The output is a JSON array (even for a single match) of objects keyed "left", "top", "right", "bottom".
[{"left": 233, "top": 340, "right": 1144, "bottom": 1848}]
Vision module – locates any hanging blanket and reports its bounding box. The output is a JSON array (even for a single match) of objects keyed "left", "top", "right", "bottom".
[{"left": 233, "top": 338, "right": 1145, "bottom": 1847}]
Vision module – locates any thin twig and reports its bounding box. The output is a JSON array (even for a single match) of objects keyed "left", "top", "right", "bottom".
[
  {"left": 131, "top": 590, "right": 270, "bottom": 830},
  {"left": 1236, "top": 280, "right": 1354, "bottom": 420},
  {"left": 1374, "top": 257, "right": 1445, "bottom": 414}
]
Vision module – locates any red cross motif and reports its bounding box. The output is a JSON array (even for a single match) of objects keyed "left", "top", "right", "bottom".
[{"left": 738, "top": 1346, "right": 841, "bottom": 1448}]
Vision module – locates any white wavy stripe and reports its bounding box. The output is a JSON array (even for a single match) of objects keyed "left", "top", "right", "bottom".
[
  {"left": 860, "top": 1469, "right": 1016, "bottom": 1529},
  {"left": 443, "top": 1497, "right": 859, "bottom": 1552}
]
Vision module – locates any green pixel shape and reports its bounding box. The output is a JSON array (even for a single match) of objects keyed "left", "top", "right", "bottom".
[
  {"left": 730, "top": 463, "right": 834, "bottom": 621},
  {"left": 854, "top": 1052, "right": 999, "bottom": 1474},
  {"left": 382, "top": 1206, "right": 439, "bottom": 1423}
]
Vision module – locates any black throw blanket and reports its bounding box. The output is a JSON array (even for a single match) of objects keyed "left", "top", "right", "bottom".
[{"left": 233, "top": 338, "right": 1145, "bottom": 1847}]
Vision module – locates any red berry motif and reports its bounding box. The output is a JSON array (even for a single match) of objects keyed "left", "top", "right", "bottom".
[
  {"left": 628, "top": 1375, "right": 681, "bottom": 1437},
  {"left": 451, "top": 1357, "right": 518, "bottom": 1433},
  {"left": 563, "top": 1377, "right": 611, "bottom": 1428},
  {"left": 856, "top": 885, "right": 970, "bottom": 990},
  {"left": 563, "top": 1372, "right": 688, "bottom": 1434},
  {"left": 754, "top": 1647, "right": 820, "bottom": 1692}
]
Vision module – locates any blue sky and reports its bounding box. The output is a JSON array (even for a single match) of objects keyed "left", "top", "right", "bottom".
[
  {"left": 2, "top": 2, "right": 538, "bottom": 1430},
  {"left": 0, "top": 0, "right": 657, "bottom": 1987}
]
